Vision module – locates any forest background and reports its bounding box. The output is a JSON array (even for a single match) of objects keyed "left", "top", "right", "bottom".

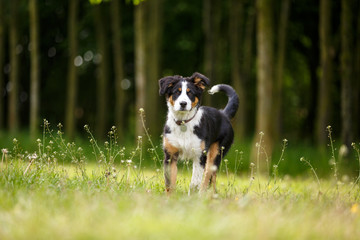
[{"left": 0, "top": 0, "right": 359, "bottom": 175}]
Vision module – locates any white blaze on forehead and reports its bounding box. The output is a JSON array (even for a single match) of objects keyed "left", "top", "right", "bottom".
[{"left": 174, "top": 81, "right": 192, "bottom": 111}]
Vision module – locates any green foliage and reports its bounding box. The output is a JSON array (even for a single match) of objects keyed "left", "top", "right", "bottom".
[
  {"left": 131, "top": 0, "right": 146, "bottom": 5},
  {"left": 89, "top": 0, "right": 111, "bottom": 5}
]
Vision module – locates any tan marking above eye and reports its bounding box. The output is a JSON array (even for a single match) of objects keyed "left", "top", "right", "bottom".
[
  {"left": 178, "top": 88, "right": 182, "bottom": 92},
  {"left": 187, "top": 88, "right": 190, "bottom": 92}
]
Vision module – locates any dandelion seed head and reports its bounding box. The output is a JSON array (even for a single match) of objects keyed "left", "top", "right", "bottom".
[
  {"left": 339, "top": 144, "right": 349, "bottom": 158},
  {"left": 329, "top": 159, "right": 335, "bottom": 166}
]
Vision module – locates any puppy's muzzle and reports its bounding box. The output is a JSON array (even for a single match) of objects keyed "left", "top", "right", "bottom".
[{"left": 179, "top": 101, "right": 187, "bottom": 111}]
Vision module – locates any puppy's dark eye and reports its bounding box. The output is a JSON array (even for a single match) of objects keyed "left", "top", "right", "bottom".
[{"left": 187, "top": 92, "right": 193, "bottom": 97}]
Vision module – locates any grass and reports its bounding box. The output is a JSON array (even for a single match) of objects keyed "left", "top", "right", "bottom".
[
  {"left": 1, "top": 160, "right": 360, "bottom": 240},
  {"left": 1, "top": 119, "right": 360, "bottom": 239}
]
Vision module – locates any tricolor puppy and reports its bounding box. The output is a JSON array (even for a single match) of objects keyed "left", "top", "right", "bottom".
[{"left": 159, "top": 72, "right": 239, "bottom": 194}]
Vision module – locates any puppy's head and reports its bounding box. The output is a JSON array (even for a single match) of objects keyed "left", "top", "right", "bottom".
[{"left": 159, "top": 72, "right": 210, "bottom": 112}]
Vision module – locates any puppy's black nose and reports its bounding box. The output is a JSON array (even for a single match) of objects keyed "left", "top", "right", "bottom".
[{"left": 180, "top": 102, "right": 187, "bottom": 108}]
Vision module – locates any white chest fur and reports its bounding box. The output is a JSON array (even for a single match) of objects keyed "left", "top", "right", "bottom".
[{"left": 164, "top": 108, "right": 204, "bottom": 162}]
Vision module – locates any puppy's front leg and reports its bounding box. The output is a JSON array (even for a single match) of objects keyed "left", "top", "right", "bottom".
[
  {"left": 164, "top": 153, "right": 178, "bottom": 195},
  {"left": 163, "top": 138, "right": 179, "bottom": 195}
]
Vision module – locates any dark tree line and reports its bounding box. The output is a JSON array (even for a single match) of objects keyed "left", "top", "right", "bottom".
[{"left": 0, "top": 0, "right": 360, "bottom": 162}]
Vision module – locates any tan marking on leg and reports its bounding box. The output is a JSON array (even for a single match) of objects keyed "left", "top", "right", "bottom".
[
  {"left": 211, "top": 172, "right": 217, "bottom": 193},
  {"left": 191, "top": 97, "right": 199, "bottom": 108},
  {"left": 164, "top": 137, "right": 179, "bottom": 195},
  {"left": 201, "top": 142, "right": 219, "bottom": 192},
  {"left": 200, "top": 141, "right": 205, "bottom": 152},
  {"left": 164, "top": 137, "right": 179, "bottom": 155},
  {"left": 170, "top": 160, "right": 177, "bottom": 192}
]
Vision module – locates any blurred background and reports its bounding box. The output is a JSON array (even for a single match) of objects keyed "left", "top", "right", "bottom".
[{"left": 0, "top": 0, "right": 359, "bottom": 174}]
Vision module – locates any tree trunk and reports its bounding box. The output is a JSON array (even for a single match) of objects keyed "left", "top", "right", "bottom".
[
  {"left": 252, "top": 0, "right": 275, "bottom": 171},
  {"left": 340, "top": 0, "right": 354, "bottom": 148},
  {"left": 110, "top": 0, "right": 125, "bottom": 141},
  {"left": 229, "top": 0, "right": 246, "bottom": 140},
  {"left": 134, "top": 2, "right": 146, "bottom": 137},
  {"left": 65, "top": 0, "right": 79, "bottom": 139},
  {"left": 316, "top": 0, "right": 333, "bottom": 146},
  {"left": 146, "top": 0, "right": 163, "bottom": 137},
  {"left": 273, "top": 0, "right": 290, "bottom": 142},
  {"left": 202, "top": 0, "right": 215, "bottom": 105},
  {"left": 0, "top": 0, "right": 4, "bottom": 131},
  {"left": 213, "top": 0, "right": 224, "bottom": 90},
  {"left": 94, "top": 4, "right": 110, "bottom": 139},
  {"left": 29, "top": 0, "right": 41, "bottom": 139},
  {"left": 8, "top": 0, "right": 20, "bottom": 133},
  {"left": 242, "top": 2, "right": 255, "bottom": 137},
  {"left": 354, "top": 2, "right": 360, "bottom": 140}
]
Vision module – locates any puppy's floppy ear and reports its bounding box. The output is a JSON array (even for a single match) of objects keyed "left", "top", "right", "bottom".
[
  {"left": 159, "top": 76, "right": 179, "bottom": 96},
  {"left": 189, "top": 72, "right": 210, "bottom": 91}
]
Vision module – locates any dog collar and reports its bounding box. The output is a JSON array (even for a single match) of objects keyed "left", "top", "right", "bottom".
[{"left": 174, "top": 109, "right": 198, "bottom": 131}]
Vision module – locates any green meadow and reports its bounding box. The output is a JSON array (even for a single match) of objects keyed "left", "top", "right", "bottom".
[{"left": 1, "top": 122, "right": 360, "bottom": 239}]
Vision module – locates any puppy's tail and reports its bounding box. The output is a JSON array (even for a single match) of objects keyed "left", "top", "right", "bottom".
[{"left": 208, "top": 84, "right": 239, "bottom": 119}]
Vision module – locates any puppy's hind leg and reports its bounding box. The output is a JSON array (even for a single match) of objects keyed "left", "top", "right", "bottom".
[
  {"left": 200, "top": 142, "right": 219, "bottom": 193},
  {"left": 189, "top": 160, "right": 204, "bottom": 195},
  {"left": 210, "top": 171, "right": 217, "bottom": 193}
]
